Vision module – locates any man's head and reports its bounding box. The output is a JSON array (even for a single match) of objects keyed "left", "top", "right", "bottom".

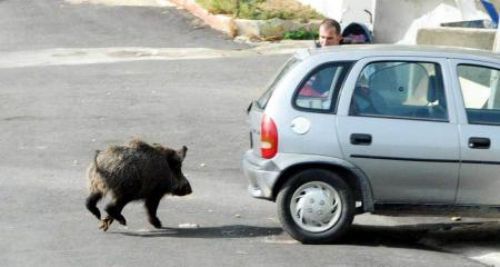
[{"left": 318, "top": 19, "right": 342, "bottom": 47}]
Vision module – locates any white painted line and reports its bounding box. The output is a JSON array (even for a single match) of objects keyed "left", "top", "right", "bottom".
[
  {"left": 65, "top": 0, "right": 175, "bottom": 7},
  {"left": 262, "top": 236, "right": 298, "bottom": 244},
  {"left": 0, "top": 47, "right": 297, "bottom": 68},
  {"left": 471, "top": 252, "right": 500, "bottom": 267}
]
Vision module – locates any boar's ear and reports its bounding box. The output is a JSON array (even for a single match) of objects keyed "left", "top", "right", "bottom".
[{"left": 177, "top": 146, "right": 188, "bottom": 161}]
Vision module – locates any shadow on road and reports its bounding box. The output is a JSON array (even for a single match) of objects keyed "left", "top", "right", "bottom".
[
  {"left": 112, "top": 225, "right": 283, "bottom": 239},
  {"left": 345, "top": 221, "right": 500, "bottom": 250},
  {"left": 111, "top": 221, "right": 500, "bottom": 251}
]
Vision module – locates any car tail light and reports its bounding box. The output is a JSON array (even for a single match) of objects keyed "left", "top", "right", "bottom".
[{"left": 261, "top": 114, "right": 278, "bottom": 159}]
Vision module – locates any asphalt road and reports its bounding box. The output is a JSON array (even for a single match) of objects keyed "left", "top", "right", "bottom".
[{"left": 0, "top": 1, "right": 491, "bottom": 266}]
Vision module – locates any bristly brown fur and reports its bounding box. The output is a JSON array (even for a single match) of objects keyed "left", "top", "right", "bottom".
[{"left": 85, "top": 139, "right": 191, "bottom": 231}]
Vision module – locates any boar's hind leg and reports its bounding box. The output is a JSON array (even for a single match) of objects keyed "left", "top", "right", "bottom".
[
  {"left": 99, "top": 216, "right": 114, "bottom": 232},
  {"left": 85, "top": 192, "right": 103, "bottom": 220},
  {"left": 104, "top": 198, "right": 128, "bottom": 226},
  {"left": 145, "top": 195, "right": 163, "bottom": 228}
]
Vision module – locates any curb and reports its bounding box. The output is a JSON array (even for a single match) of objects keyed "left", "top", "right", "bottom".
[
  {"left": 169, "top": 0, "right": 237, "bottom": 37},
  {"left": 168, "top": 0, "right": 319, "bottom": 40}
]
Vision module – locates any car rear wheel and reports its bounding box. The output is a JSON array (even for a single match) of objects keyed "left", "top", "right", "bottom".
[{"left": 277, "top": 169, "right": 354, "bottom": 243}]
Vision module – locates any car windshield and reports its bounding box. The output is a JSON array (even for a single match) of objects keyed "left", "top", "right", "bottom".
[{"left": 256, "top": 56, "right": 301, "bottom": 109}]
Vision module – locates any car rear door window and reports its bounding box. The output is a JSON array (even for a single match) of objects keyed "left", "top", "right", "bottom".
[
  {"left": 349, "top": 61, "right": 448, "bottom": 121},
  {"left": 256, "top": 57, "right": 301, "bottom": 109},
  {"left": 293, "top": 62, "right": 352, "bottom": 112},
  {"left": 457, "top": 64, "right": 500, "bottom": 125}
]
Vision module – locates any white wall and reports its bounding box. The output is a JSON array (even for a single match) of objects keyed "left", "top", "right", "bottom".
[
  {"left": 298, "top": 0, "right": 494, "bottom": 44},
  {"left": 341, "top": 0, "right": 375, "bottom": 26},
  {"left": 296, "top": 0, "right": 374, "bottom": 26},
  {"left": 374, "top": 0, "right": 490, "bottom": 44},
  {"left": 296, "top": 0, "right": 343, "bottom": 21}
]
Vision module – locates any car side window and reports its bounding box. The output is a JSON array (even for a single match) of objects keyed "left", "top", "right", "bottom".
[
  {"left": 294, "top": 62, "right": 351, "bottom": 112},
  {"left": 457, "top": 64, "right": 500, "bottom": 125},
  {"left": 349, "top": 61, "right": 448, "bottom": 121}
]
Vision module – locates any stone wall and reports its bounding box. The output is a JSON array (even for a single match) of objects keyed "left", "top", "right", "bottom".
[{"left": 417, "top": 27, "right": 496, "bottom": 50}]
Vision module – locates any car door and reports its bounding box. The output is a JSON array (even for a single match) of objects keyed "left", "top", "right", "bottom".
[
  {"left": 451, "top": 60, "right": 500, "bottom": 205},
  {"left": 336, "top": 57, "right": 460, "bottom": 204}
]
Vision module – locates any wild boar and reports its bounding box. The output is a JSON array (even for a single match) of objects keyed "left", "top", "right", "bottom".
[{"left": 85, "top": 139, "right": 192, "bottom": 231}]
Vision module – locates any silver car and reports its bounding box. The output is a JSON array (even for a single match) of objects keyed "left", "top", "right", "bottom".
[{"left": 242, "top": 45, "right": 500, "bottom": 243}]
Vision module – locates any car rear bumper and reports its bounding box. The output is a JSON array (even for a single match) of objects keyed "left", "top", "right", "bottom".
[{"left": 241, "top": 150, "right": 281, "bottom": 200}]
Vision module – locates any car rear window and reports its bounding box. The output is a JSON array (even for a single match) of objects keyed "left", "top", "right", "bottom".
[
  {"left": 256, "top": 57, "right": 301, "bottom": 109},
  {"left": 293, "top": 62, "right": 353, "bottom": 113}
]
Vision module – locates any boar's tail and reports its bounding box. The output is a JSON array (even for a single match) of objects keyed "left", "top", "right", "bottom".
[
  {"left": 88, "top": 149, "right": 110, "bottom": 194},
  {"left": 93, "top": 149, "right": 100, "bottom": 167},
  {"left": 86, "top": 150, "right": 106, "bottom": 220}
]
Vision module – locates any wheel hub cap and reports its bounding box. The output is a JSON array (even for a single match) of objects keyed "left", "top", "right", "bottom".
[{"left": 290, "top": 181, "right": 342, "bottom": 232}]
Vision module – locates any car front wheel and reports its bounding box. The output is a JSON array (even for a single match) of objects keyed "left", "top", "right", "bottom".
[{"left": 277, "top": 169, "right": 354, "bottom": 243}]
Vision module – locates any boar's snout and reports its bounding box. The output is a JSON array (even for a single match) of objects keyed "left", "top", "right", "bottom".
[{"left": 174, "top": 177, "right": 192, "bottom": 196}]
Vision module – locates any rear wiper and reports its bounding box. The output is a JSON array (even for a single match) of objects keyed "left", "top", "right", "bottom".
[{"left": 246, "top": 101, "right": 253, "bottom": 114}]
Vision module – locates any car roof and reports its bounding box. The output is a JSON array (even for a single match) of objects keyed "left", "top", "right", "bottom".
[{"left": 297, "top": 44, "right": 500, "bottom": 63}]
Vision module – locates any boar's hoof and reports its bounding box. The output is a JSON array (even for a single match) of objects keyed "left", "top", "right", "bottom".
[
  {"left": 149, "top": 217, "right": 162, "bottom": 229},
  {"left": 99, "top": 217, "right": 113, "bottom": 232},
  {"left": 116, "top": 217, "right": 127, "bottom": 226}
]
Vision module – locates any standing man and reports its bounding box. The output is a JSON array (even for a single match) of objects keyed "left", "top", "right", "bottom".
[
  {"left": 316, "top": 18, "right": 343, "bottom": 48},
  {"left": 299, "top": 19, "right": 343, "bottom": 97}
]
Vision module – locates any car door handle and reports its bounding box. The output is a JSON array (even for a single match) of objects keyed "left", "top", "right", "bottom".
[
  {"left": 351, "top": 133, "right": 372, "bottom": 145},
  {"left": 468, "top": 137, "right": 490, "bottom": 149}
]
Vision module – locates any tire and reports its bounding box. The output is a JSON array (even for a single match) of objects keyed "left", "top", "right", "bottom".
[{"left": 276, "top": 169, "right": 354, "bottom": 244}]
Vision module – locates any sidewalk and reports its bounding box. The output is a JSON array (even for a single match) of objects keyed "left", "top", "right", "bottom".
[
  {"left": 0, "top": 41, "right": 312, "bottom": 69},
  {"left": 66, "top": 0, "right": 174, "bottom": 6}
]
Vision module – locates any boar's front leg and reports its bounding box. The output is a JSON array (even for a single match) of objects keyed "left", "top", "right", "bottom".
[{"left": 145, "top": 195, "right": 163, "bottom": 228}]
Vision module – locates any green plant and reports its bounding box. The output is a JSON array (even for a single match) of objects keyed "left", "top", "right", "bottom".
[
  {"left": 196, "top": 0, "right": 324, "bottom": 20},
  {"left": 283, "top": 28, "right": 318, "bottom": 40},
  {"left": 197, "top": 0, "right": 237, "bottom": 15}
]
